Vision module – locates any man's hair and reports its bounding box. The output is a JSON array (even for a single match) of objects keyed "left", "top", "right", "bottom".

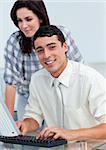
[{"left": 33, "top": 25, "right": 66, "bottom": 47}]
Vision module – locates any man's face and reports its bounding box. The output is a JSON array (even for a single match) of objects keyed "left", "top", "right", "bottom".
[{"left": 34, "top": 35, "right": 68, "bottom": 77}]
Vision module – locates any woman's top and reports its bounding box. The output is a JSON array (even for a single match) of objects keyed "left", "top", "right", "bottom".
[{"left": 4, "top": 25, "right": 84, "bottom": 98}]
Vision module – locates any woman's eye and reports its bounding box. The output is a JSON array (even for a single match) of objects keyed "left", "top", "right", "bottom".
[
  {"left": 26, "top": 18, "right": 32, "bottom": 22},
  {"left": 17, "top": 19, "right": 22, "bottom": 23}
]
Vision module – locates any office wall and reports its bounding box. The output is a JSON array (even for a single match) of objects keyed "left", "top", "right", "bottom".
[
  {"left": 45, "top": 1, "right": 106, "bottom": 63},
  {"left": 0, "top": 1, "right": 17, "bottom": 68},
  {"left": 0, "top": 1, "right": 106, "bottom": 68}
]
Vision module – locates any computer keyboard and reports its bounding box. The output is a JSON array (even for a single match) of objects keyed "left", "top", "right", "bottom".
[{"left": 0, "top": 135, "right": 67, "bottom": 148}]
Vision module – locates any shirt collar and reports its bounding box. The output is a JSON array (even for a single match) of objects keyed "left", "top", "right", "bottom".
[{"left": 50, "top": 60, "right": 72, "bottom": 88}]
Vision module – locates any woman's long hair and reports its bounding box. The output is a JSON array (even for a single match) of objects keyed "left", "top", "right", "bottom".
[{"left": 11, "top": 0, "right": 50, "bottom": 54}]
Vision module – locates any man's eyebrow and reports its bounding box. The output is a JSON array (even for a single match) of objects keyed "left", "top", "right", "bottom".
[
  {"left": 46, "top": 43, "right": 56, "bottom": 46},
  {"left": 35, "top": 43, "right": 56, "bottom": 50},
  {"left": 35, "top": 46, "right": 42, "bottom": 51}
]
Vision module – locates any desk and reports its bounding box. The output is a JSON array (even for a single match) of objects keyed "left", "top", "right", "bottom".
[{"left": 0, "top": 140, "right": 106, "bottom": 150}]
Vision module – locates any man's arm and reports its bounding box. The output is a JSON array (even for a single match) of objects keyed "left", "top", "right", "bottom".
[
  {"left": 16, "top": 118, "right": 39, "bottom": 135},
  {"left": 38, "top": 123, "right": 106, "bottom": 141}
]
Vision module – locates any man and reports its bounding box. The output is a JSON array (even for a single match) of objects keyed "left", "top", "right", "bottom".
[{"left": 17, "top": 25, "right": 106, "bottom": 141}]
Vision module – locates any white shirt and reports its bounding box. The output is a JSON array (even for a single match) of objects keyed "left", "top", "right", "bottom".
[{"left": 24, "top": 60, "right": 106, "bottom": 129}]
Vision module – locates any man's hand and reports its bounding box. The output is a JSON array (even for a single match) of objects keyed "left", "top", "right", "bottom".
[
  {"left": 37, "top": 124, "right": 106, "bottom": 141},
  {"left": 16, "top": 118, "right": 39, "bottom": 135},
  {"left": 37, "top": 127, "right": 77, "bottom": 141}
]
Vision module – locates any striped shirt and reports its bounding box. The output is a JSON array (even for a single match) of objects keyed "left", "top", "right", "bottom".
[{"left": 4, "top": 25, "right": 84, "bottom": 98}]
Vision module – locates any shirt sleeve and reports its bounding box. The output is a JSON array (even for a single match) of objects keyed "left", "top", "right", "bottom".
[
  {"left": 4, "top": 32, "right": 21, "bottom": 85},
  {"left": 88, "top": 70, "right": 106, "bottom": 123},
  {"left": 57, "top": 25, "right": 84, "bottom": 63},
  {"left": 23, "top": 75, "right": 43, "bottom": 127}
]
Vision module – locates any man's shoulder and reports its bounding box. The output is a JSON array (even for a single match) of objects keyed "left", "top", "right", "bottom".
[
  {"left": 31, "top": 68, "right": 49, "bottom": 80},
  {"left": 70, "top": 60, "right": 104, "bottom": 79},
  {"left": 30, "top": 68, "right": 52, "bottom": 88}
]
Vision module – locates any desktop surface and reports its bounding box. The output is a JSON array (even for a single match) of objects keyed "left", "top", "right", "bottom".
[{"left": 0, "top": 139, "right": 106, "bottom": 150}]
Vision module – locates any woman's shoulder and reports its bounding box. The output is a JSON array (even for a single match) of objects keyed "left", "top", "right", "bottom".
[
  {"left": 9, "top": 30, "right": 20, "bottom": 37},
  {"left": 56, "top": 25, "right": 71, "bottom": 38},
  {"left": 5, "top": 31, "right": 21, "bottom": 54},
  {"left": 57, "top": 25, "right": 71, "bottom": 32},
  {"left": 7, "top": 31, "right": 21, "bottom": 43}
]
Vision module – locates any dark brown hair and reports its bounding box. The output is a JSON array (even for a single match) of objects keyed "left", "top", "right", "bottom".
[
  {"left": 11, "top": 0, "right": 50, "bottom": 54},
  {"left": 33, "top": 25, "right": 65, "bottom": 48}
]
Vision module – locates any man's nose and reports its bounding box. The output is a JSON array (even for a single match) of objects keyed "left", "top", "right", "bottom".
[{"left": 44, "top": 48, "right": 51, "bottom": 58}]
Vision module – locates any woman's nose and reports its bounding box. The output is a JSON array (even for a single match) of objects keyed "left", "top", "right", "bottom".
[{"left": 21, "top": 21, "right": 28, "bottom": 29}]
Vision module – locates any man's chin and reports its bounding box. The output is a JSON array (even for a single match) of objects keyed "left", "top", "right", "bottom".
[{"left": 47, "top": 68, "right": 58, "bottom": 76}]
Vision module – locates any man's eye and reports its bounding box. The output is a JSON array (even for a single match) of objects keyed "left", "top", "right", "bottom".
[
  {"left": 49, "top": 46, "right": 56, "bottom": 50},
  {"left": 36, "top": 49, "right": 44, "bottom": 54}
]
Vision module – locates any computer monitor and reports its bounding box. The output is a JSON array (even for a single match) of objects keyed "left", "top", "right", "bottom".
[{"left": 0, "top": 100, "right": 20, "bottom": 137}]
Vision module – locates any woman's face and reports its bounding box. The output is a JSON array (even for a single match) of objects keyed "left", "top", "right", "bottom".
[{"left": 16, "top": 7, "right": 41, "bottom": 37}]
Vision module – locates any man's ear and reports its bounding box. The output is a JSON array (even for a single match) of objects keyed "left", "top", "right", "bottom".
[{"left": 63, "top": 42, "right": 68, "bottom": 53}]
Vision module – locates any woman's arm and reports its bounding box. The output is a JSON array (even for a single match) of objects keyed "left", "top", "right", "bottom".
[
  {"left": 4, "top": 32, "right": 20, "bottom": 117},
  {"left": 5, "top": 85, "right": 16, "bottom": 117}
]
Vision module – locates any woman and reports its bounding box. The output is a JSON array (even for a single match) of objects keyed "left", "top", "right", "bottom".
[{"left": 4, "top": 0, "right": 83, "bottom": 120}]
